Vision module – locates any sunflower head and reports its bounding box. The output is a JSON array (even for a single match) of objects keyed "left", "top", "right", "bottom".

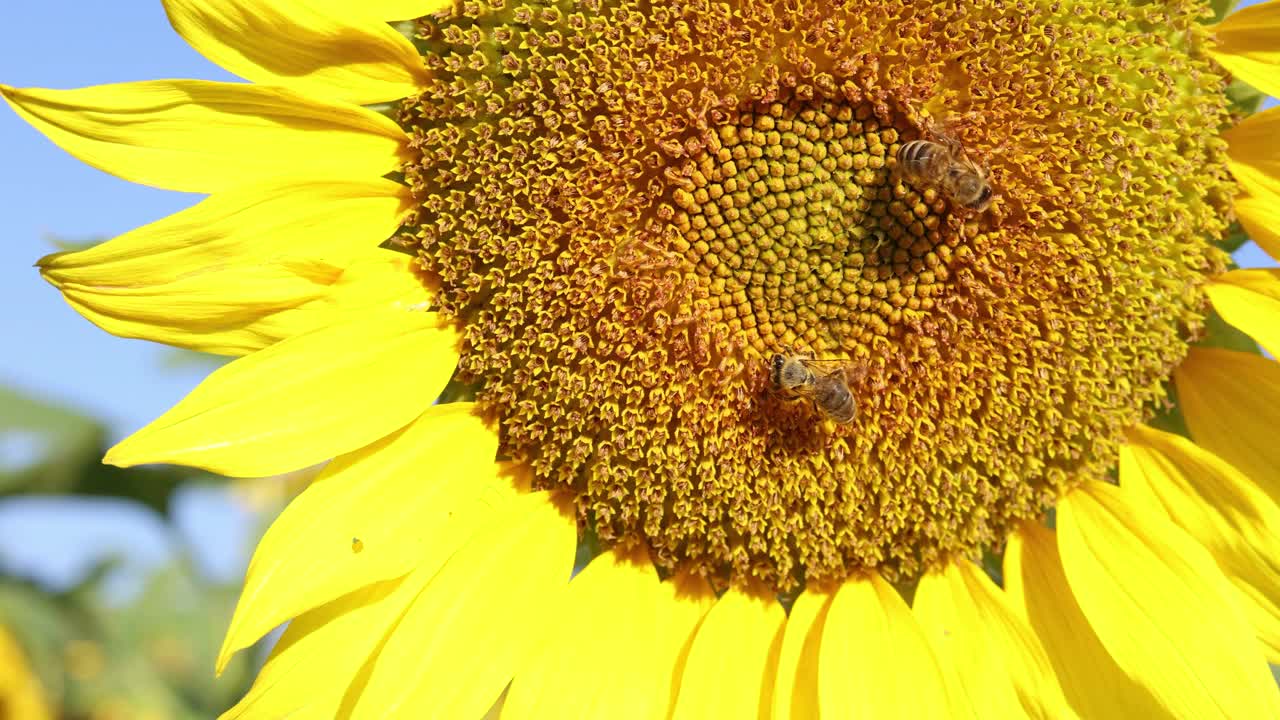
[{"left": 396, "top": 0, "right": 1234, "bottom": 589}]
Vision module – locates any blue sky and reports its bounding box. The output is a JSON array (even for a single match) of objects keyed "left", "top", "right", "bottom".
[{"left": 0, "top": 3, "right": 1276, "bottom": 596}]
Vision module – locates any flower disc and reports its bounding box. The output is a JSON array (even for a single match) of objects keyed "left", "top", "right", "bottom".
[{"left": 398, "top": 0, "right": 1233, "bottom": 588}]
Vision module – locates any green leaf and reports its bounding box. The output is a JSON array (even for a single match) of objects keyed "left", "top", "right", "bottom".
[
  {"left": 1199, "top": 306, "right": 1263, "bottom": 356},
  {"left": 1216, "top": 222, "right": 1251, "bottom": 254},
  {"left": 0, "top": 385, "right": 221, "bottom": 512},
  {"left": 95, "top": 556, "right": 257, "bottom": 715},
  {"left": 1227, "top": 78, "right": 1266, "bottom": 117},
  {"left": 71, "top": 463, "right": 204, "bottom": 516},
  {"left": 1147, "top": 381, "right": 1192, "bottom": 439},
  {"left": 1207, "top": 0, "right": 1238, "bottom": 24},
  {"left": 0, "top": 386, "right": 104, "bottom": 496}
]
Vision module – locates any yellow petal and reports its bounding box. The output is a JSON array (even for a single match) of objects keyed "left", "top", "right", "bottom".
[
  {"left": 39, "top": 177, "right": 413, "bottom": 287},
  {"left": 820, "top": 573, "right": 951, "bottom": 718},
  {"left": 1005, "top": 522, "right": 1168, "bottom": 719},
  {"left": 1, "top": 81, "right": 406, "bottom": 193},
  {"left": 105, "top": 310, "right": 458, "bottom": 477},
  {"left": 220, "top": 577, "right": 411, "bottom": 719},
  {"left": 39, "top": 176, "right": 421, "bottom": 354},
  {"left": 0, "top": 625, "right": 54, "bottom": 720},
  {"left": 1212, "top": 0, "right": 1280, "bottom": 98},
  {"left": 52, "top": 250, "right": 427, "bottom": 357},
  {"left": 240, "top": 252, "right": 434, "bottom": 351},
  {"left": 55, "top": 258, "right": 338, "bottom": 356},
  {"left": 502, "top": 547, "right": 713, "bottom": 720},
  {"left": 1057, "top": 481, "right": 1280, "bottom": 719},
  {"left": 1175, "top": 348, "right": 1280, "bottom": 504},
  {"left": 671, "top": 587, "right": 786, "bottom": 720},
  {"left": 163, "top": 0, "right": 427, "bottom": 104},
  {"left": 771, "top": 589, "right": 831, "bottom": 720},
  {"left": 216, "top": 404, "right": 500, "bottom": 672},
  {"left": 1225, "top": 106, "right": 1280, "bottom": 205},
  {"left": 913, "top": 560, "right": 1072, "bottom": 720},
  {"left": 349, "top": 490, "right": 576, "bottom": 719},
  {"left": 1122, "top": 425, "right": 1280, "bottom": 663},
  {"left": 1235, "top": 194, "right": 1280, "bottom": 262},
  {"left": 1206, "top": 268, "right": 1280, "bottom": 356}
]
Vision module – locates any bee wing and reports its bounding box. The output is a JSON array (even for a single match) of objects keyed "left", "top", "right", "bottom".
[{"left": 800, "top": 358, "right": 855, "bottom": 378}]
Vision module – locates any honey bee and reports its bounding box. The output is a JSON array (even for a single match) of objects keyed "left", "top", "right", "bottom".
[
  {"left": 769, "top": 354, "right": 861, "bottom": 424},
  {"left": 896, "top": 136, "right": 994, "bottom": 212}
]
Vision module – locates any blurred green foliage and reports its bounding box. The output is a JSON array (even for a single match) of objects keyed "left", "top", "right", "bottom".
[
  {"left": 1208, "top": 0, "right": 1236, "bottom": 23},
  {"left": 0, "top": 387, "right": 259, "bottom": 719}
]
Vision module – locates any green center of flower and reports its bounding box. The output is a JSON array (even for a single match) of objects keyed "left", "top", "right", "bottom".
[
  {"left": 670, "top": 100, "right": 951, "bottom": 356},
  {"left": 397, "top": 0, "right": 1233, "bottom": 589}
]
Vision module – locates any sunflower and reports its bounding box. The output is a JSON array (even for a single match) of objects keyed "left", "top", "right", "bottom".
[{"left": 6, "top": 0, "right": 1280, "bottom": 716}]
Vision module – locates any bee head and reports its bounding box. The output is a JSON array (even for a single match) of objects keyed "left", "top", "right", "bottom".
[{"left": 769, "top": 354, "right": 786, "bottom": 389}]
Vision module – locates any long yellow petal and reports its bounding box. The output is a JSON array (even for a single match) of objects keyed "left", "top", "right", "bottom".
[
  {"left": 820, "top": 573, "right": 951, "bottom": 719},
  {"left": 1, "top": 81, "right": 406, "bottom": 193},
  {"left": 349, "top": 490, "right": 576, "bottom": 719},
  {"left": 163, "top": 0, "right": 427, "bottom": 104},
  {"left": 913, "top": 560, "right": 1072, "bottom": 720},
  {"left": 1005, "top": 522, "right": 1168, "bottom": 719},
  {"left": 1175, "top": 348, "right": 1280, "bottom": 504},
  {"left": 1235, "top": 194, "right": 1280, "bottom": 262},
  {"left": 771, "top": 589, "right": 831, "bottom": 720},
  {"left": 1205, "top": 268, "right": 1280, "bottom": 356},
  {"left": 671, "top": 587, "right": 786, "bottom": 720},
  {"left": 1057, "top": 481, "right": 1280, "bottom": 719},
  {"left": 1224, "top": 106, "right": 1280, "bottom": 204},
  {"left": 1212, "top": 0, "right": 1280, "bottom": 98},
  {"left": 1122, "top": 425, "right": 1280, "bottom": 662},
  {"left": 39, "top": 177, "right": 413, "bottom": 287},
  {"left": 220, "top": 577, "right": 411, "bottom": 719},
  {"left": 216, "top": 404, "right": 500, "bottom": 672},
  {"left": 105, "top": 310, "right": 458, "bottom": 476},
  {"left": 54, "top": 258, "right": 337, "bottom": 356},
  {"left": 502, "top": 547, "right": 713, "bottom": 720},
  {"left": 51, "top": 250, "right": 427, "bottom": 356}
]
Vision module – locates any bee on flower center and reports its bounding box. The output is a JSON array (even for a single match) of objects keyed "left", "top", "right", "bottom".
[
  {"left": 769, "top": 354, "right": 864, "bottom": 425},
  {"left": 896, "top": 134, "right": 995, "bottom": 212}
]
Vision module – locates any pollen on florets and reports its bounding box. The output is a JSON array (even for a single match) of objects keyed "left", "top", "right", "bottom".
[{"left": 395, "top": 0, "right": 1233, "bottom": 589}]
